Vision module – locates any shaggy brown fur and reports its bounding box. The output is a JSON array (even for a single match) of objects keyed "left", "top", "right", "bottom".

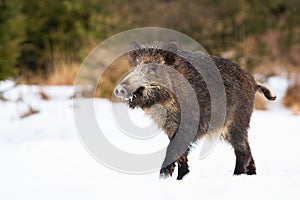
[{"left": 114, "top": 41, "right": 276, "bottom": 179}]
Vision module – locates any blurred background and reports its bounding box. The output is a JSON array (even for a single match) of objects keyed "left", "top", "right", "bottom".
[
  {"left": 1, "top": 0, "right": 300, "bottom": 112},
  {"left": 1, "top": 2, "right": 300, "bottom": 199}
]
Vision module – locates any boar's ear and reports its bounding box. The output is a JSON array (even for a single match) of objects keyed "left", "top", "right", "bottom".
[
  {"left": 160, "top": 41, "right": 179, "bottom": 65},
  {"left": 128, "top": 41, "right": 142, "bottom": 66}
]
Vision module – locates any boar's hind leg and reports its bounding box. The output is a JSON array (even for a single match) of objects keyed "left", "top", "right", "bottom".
[
  {"left": 176, "top": 150, "right": 190, "bottom": 180},
  {"left": 227, "top": 126, "right": 256, "bottom": 175},
  {"left": 246, "top": 156, "right": 256, "bottom": 175}
]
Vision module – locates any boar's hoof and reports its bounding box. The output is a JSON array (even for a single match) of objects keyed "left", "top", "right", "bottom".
[{"left": 160, "top": 163, "right": 175, "bottom": 179}]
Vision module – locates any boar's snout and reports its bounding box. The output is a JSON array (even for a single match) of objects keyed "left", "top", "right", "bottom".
[{"left": 114, "top": 84, "right": 128, "bottom": 99}]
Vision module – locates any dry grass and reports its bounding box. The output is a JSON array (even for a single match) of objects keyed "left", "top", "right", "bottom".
[
  {"left": 0, "top": 91, "right": 7, "bottom": 101},
  {"left": 236, "top": 37, "right": 257, "bottom": 68},
  {"left": 45, "top": 62, "right": 79, "bottom": 85},
  {"left": 72, "top": 86, "right": 94, "bottom": 98},
  {"left": 18, "top": 62, "right": 80, "bottom": 85},
  {"left": 251, "top": 30, "right": 300, "bottom": 113},
  {"left": 254, "top": 59, "right": 300, "bottom": 79},
  {"left": 254, "top": 93, "right": 267, "bottom": 110},
  {"left": 253, "top": 30, "right": 300, "bottom": 77},
  {"left": 253, "top": 30, "right": 285, "bottom": 77},
  {"left": 282, "top": 80, "right": 300, "bottom": 115},
  {"left": 39, "top": 90, "right": 50, "bottom": 100},
  {"left": 20, "top": 105, "right": 39, "bottom": 118},
  {"left": 96, "top": 55, "right": 131, "bottom": 100}
]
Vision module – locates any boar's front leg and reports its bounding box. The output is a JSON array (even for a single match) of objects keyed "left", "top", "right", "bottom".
[
  {"left": 160, "top": 139, "right": 177, "bottom": 178},
  {"left": 160, "top": 134, "right": 191, "bottom": 179},
  {"left": 159, "top": 148, "right": 190, "bottom": 180},
  {"left": 176, "top": 150, "right": 190, "bottom": 180},
  {"left": 159, "top": 132, "right": 177, "bottom": 178}
]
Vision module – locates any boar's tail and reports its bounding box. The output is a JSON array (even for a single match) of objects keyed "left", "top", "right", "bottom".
[{"left": 256, "top": 83, "right": 276, "bottom": 101}]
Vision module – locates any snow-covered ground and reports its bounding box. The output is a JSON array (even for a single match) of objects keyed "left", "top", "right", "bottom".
[{"left": 0, "top": 77, "right": 299, "bottom": 200}]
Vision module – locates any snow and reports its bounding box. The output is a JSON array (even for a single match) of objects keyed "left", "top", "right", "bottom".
[{"left": 0, "top": 77, "right": 300, "bottom": 200}]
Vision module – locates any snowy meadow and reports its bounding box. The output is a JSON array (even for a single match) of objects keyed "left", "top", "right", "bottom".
[{"left": 0, "top": 76, "right": 299, "bottom": 200}]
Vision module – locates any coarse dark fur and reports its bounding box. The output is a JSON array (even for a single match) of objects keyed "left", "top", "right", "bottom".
[{"left": 114, "top": 41, "right": 276, "bottom": 180}]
